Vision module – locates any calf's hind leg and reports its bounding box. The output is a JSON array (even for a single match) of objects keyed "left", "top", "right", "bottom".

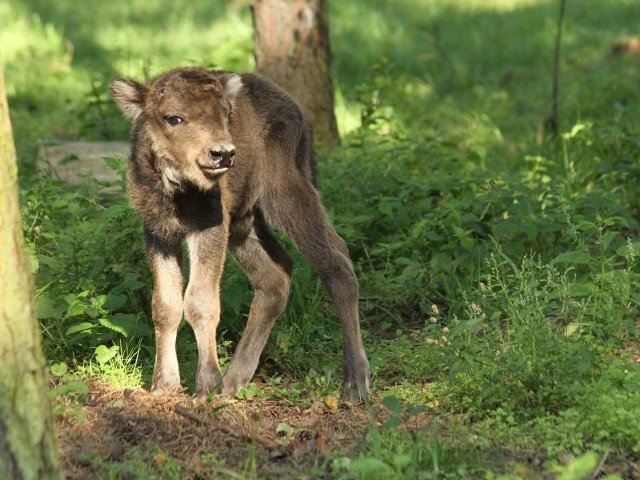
[
  {"left": 266, "top": 182, "right": 370, "bottom": 402},
  {"left": 222, "top": 211, "right": 293, "bottom": 395}
]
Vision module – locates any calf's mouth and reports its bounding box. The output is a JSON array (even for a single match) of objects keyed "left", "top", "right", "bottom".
[{"left": 199, "top": 146, "right": 236, "bottom": 175}]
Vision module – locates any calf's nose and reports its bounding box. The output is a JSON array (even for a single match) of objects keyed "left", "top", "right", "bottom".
[
  {"left": 209, "top": 145, "right": 236, "bottom": 168},
  {"left": 208, "top": 144, "right": 236, "bottom": 169}
]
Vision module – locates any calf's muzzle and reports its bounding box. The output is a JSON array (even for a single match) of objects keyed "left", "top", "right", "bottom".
[{"left": 204, "top": 143, "right": 236, "bottom": 171}]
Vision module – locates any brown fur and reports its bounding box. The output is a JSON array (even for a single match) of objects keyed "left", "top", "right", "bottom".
[{"left": 110, "top": 67, "right": 369, "bottom": 401}]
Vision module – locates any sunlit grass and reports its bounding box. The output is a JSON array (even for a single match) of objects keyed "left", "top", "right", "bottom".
[
  {"left": 5, "top": 0, "right": 639, "bottom": 163},
  {"left": 76, "top": 342, "right": 147, "bottom": 390}
]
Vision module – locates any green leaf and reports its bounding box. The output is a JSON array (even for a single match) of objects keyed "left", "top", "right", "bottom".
[
  {"left": 461, "top": 317, "right": 483, "bottom": 328},
  {"left": 406, "top": 404, "right": 428, "bottom": 416},
  {"left": 235, "top": 383, "right": 260, "bottom": 400},
  {"left": 222, "top": 282, "right": 247, "bottom": 315},
  {"left": 104, "top": 154, "right": 125, "bottom": 171},
  {"left": 65, "top": 322, "right": 94, "bottom": 336},
  {"left": 382, "top": 416, "right": 402, "bottom": 430},
  {"left": 103, "top": 293, "right": 128, "bottom": 311},
  {"left": 564, "top": 323, "right": 583, "bottom": 336},
  {"left": 275, "top": 422, "right": 295, "bottom": 436},
  {"left": 551, "top": 250, "right": 590, "bottom": 265},
  {"left": 50, "top": 362, "right": 68, "bottom": 377},
  {"left": 94, "top": 344, "right": 119, "bottom": 366},
  {"left": 36, "top": 296, "right": 64, "bottom": 320},
  {"left": 556, "top": 452, "right": 598, "bottom": 480},
  {"left": 394, "top": 256, "right": 416, "bottom": 266},
  {"left": 65, "top": 300, "right": 87, "bottom": 318},
  {"left": 602, "top": 216, "right": 628, "bottom": 228},
  {"left": 349, "top": 458, "right": 392, "bottom": 477},
  {"left": 562, "top": 123, "right": 588, "bottom": 140},
  {"left": 112, "top": 274, "right": 146, "bottom": 293},
  {"left": 600, "top": 231, "right": 619, "bottom": 251},
  {"left": 568, "top": 282, "right": 596, "bottom": 297},
  {"left": 382, "top": 395, "right": 402, "bottom": 414},
  {"left": 99, "top": 313, "right": 137, "bottom": 337},
  {"left": 616, "top": 242, "right": 640, "bottom": 258},
  {"left": 50, "top": 380, "right": 89, "bottom": 398},
  {"left": 378, "top": 199, "right": 394, "bottom": 217}
]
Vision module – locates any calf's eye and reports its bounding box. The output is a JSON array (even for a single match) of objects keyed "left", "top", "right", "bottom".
[{"left": 166, "top": 115, "right": 184, "bottom": 126}]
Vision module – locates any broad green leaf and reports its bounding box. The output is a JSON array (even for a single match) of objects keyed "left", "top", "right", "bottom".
[
  {"left": 568, "top": 282, "right": 596, "bottom": 297},
  {"left": 616, "top": 242, "right": 640, "bottom": 258},
  {"left": 50, "top": 362, "right": 68, "bottom": 377},
  {"left": 66, "top": 322, "right": 94, "bottom": 336},
  {"left": 556, "top": 452, "right": 598, "bottom": 480},
  {"left": 382, "top": 417, "right": 402, "bottom": 430},
  {"left": 65, "top": 301, "right": 87, "bottom": 318},
  {"left": 378, "top": 199, "right": 394, "bottom": 217},
  {"left": 600, "top": 231, "right": 618, "bottom": 251},
  {"left": 349, "top": 457, "right": 392, "bottom": 477},
  {"left": 103, "top": 293, "right": 128, "bottom": 311},
  {"left": 382, "top": 395, "right": 402, "bottom": 414},
  {"left": 99, "top": 313, "right": 137, "bottom": 337},
  {"left": 564, "top": 323, "right": 583, "bottom": 336},
  {"left": 122, "top": 276, "right": 145, "bottom": 291},
  {"left": 94, "top": 344, "right": 119, "bottom": 366},
  {"left": 36, "top": 296, "right": 64, "bottom": 320},
  {"left": 394, "top": 256, "right": 416, "bottom": 266},
  {"left": 551, "top": 250, "right": 590, "bottom": 265},
  {"left": 50, "top": 380, "right": 89, "bottom": 398}
]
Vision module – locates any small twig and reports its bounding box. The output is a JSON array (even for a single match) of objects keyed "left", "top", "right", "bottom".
[
  {"left": 174, "top": 404, "right": 275, "bottom": 448},
  {"left": 592, "top": 451, "right": 608, "bottom": 479},
  {"left": 174, "top": 404, "right": 209, "bottom": 424}
]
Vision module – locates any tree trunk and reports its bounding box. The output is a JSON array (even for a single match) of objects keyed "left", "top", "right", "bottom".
[
  {"left": 252, "top": 0, "right": 340, "bottom": 150},
  {"left": 0, "top": 59, "right": 62, "bottom": 480},
  {"left": 544, "top": 0, "right": 567, "bottom": 139}
]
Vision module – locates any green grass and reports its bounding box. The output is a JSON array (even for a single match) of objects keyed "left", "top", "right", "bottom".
[{"left": 5, "top": 0, "right": 640, "bottom": 477}]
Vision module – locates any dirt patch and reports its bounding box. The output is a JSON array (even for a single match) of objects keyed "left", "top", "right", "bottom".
[{"left": 56, "top": 381, "right": 388, "bottom": 478}]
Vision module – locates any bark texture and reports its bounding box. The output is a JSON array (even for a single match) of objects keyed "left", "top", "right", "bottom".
[
  {"left": 0, "top": 60, "right": 62, "bottom": 480},
  {"left": 252, "top": 0, "right": 340, "bottom": 149}
]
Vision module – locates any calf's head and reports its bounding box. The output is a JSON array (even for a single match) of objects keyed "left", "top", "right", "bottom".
[{"left": 110, "top": 68, "right": 243, "bottom": 192}]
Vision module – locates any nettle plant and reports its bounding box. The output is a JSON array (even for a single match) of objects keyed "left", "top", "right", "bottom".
[
  {"left": 443, "top": 215, "right": 640, "bottom": 418},
  {"left": 22, "top": 167, "right": 152, "bottom": 361}
]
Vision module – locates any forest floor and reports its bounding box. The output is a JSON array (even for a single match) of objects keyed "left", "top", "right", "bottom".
[{"left": 54, "top": 379, "right": 407, "bottom": 479}]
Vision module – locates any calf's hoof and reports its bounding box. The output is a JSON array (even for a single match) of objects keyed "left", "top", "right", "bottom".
[
  {"left": 220, "top": 373, "right": 250, "bottom": 398},
  {"left": 341, "top": 378, "right": 370, "bottom": 404},
  {"left": 150, "top": 381, "right": 182, "bottom": 394},
  {"left": 196, "top": 371, "right": 223, "bottom": 397},
  {"left": 341, "top": 357, "right": 370, "bottom": 404}
]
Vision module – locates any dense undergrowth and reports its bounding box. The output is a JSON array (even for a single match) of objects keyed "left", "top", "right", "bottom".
[{"left": 4, "top": 0, "right": 640, "bottom": 477}]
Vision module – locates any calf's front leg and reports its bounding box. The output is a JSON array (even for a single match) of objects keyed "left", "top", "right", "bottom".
[
  {"left": 146, "top": 230, "right": 184, "bottom": 392},
  {"left": 184, "top": 229, "right": 227, "bottom": 395}
]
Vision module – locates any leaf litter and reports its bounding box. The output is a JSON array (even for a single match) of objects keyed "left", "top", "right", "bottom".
[{"left": 55, "top": 379, "right": 398, "bottom": 478}]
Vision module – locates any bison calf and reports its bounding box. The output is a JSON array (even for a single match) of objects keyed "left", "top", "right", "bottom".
[{"left": 110, "top": 67, "right": 369, "bottom": 402}]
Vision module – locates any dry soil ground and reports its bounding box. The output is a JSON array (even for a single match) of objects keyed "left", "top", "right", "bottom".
[{"left": 55, "top": 380, "right": 393, "bottom": 479}]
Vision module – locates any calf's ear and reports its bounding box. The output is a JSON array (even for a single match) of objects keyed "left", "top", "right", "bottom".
[
  {"left": 110, "top": 78, "right": 146, "bottom": 119},
  {"left": 221, "top": 74, "right": 243, "bottom": 105}
]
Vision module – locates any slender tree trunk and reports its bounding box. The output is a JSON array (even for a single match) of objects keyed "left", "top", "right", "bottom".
[
  {"left": 252, "top": 0, "right": 340, "bottom": 150},
  {"left": 545, "top": 0, "right": 567, "bottom": 138},
  {"left": 0, "top": 59, "right": 62, "bottom": 480}
]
